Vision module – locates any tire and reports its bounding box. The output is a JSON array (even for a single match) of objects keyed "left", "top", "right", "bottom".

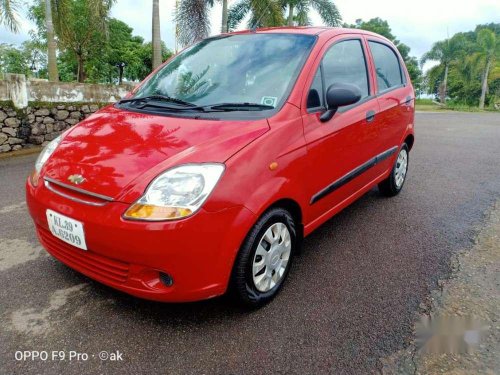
[
  {"left": 230, "top": 208, "right": 297, "bottom": 308},
  {"left": 378, "top": 143, "right": 409, "bottom": 197}
]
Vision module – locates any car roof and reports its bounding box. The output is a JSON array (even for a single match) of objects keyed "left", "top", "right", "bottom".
[{"left": 229, "top": 26, "right": 390, "bottom": 42}]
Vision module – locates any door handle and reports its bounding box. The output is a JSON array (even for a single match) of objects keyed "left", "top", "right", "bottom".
[{"left": 366, "top": 110, "right": 376, "bottom": 123}]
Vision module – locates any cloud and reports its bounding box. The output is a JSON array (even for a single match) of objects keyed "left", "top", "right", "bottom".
[
  {"left": 333, "top": 0, "right": 500, "bottom": 58},
  {"left": 1, "top": 0, "right": 498, "bottom": 62}
]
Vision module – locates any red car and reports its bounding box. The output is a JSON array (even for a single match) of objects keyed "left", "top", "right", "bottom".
[{"left": 27, "top": 27, "right": 414, "bottom": 307}]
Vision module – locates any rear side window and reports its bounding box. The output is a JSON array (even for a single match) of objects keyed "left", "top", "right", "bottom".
[
  {"left": 322, "top": 39, "right": 370, "bottom": 99},
  {"left": 368, "top": 41, "right": 403, "bottom": 91}
]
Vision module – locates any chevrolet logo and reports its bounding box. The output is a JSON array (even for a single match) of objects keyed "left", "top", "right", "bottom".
[{"left": 68, "top": 174, "right": 86, "bottom": 185}]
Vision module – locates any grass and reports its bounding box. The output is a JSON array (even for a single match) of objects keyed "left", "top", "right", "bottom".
[
  {"left": 0, "top": 146, "right": 42, "bottom": 160},
  {"left": 415, "top": 98, "right": 499, "bottom": 112},
  {"left": 415, "top": 98, "right": 447, "bottom": 112}
]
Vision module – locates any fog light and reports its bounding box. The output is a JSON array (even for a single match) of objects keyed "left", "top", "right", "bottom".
[{"left": 159, "top": 272, "right": 174, "bottom": 287}]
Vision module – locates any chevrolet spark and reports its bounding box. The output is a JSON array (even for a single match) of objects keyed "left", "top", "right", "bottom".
[{"left": 27, "top": 27, "right": 414, "bottom": 307}]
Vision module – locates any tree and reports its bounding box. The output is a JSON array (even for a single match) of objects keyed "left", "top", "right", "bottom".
[
  {"left": 0, "top": 44, "right": 30, "bottom": 76},
  {"left": 152, "top": 0, "right": 162, "bottom": 69},
  {"left": 284, "top": 0, "right": 341, "bottom": 27},
  {"left": 0, "top": 0, "right": 20, "bottom": 33},
  {"left": 228, "top": 0, "right": 284, "bottom": 31},
  {"left": 346, "top": 18, "right": 394, "bottom": 39},
  {"left": 421, "top": 36, "right": 464, "bottom": 104},
  {"left": 21, "top": 40, "right": 48, "bottom": 77},
  {"left": 29, "top": 5, "right": 172, "bottom": 84},
  {"left": 175, "top": 0, "right": 232, "bottom": 47},
  {"left": 45, "top": 0, "right": 58, "bottom": 81},
  {"left": 445, "top": 53, "right": 482, "bottom": 106},
  {"left": 346, "top": 18, "right": 422, "bottom": 92},
  {"left": 175, "top": 0, "right": 214, "bottom": 47},
  {"left": 85, "top": 19, "right": 173, "bottom": 83},
  {"left": 37, "top": 0, "right": 115, "bottom": 83},
  {"left": 477, "top": 29, "right": 499, "bottom": 109},
  {"left": 135, "top": 41, "right": 173, "bottom": 80},
  {"left": 0, "top": 42, "right": 47, "bottom": 78},
  {"left": 30, "top": 0, "right": 115, "bottom": 83},
  {"left": 421, "top": 24, "right": 500, "bottom": 107},
  {"left": 56, "top": 49, "right": 79, "bottom": 81},
  {"left": 221, "top": 0, "right": 228, "bottom": 32}
]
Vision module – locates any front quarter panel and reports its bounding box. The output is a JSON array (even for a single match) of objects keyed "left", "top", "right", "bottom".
[{"left": 208, "top": 103, "right": 309, "bottom": 219}]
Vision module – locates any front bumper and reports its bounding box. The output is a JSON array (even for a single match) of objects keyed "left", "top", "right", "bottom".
[{"left": 26, "top": 177, "right": 256, "bottom": 302}]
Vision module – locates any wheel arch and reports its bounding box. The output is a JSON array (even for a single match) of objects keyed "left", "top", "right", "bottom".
[
  {"left": 404, "top": 134, "right": 415, "bottom": 150},
  {"left": 265, "top": 198, "right": 302, "bottom": 226},
  {"left": 253, "top": 197, "right": 305, "bottom": 253}
]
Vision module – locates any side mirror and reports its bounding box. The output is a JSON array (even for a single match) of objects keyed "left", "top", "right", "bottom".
[{"left": 320, "top": 83, "right": 362, "bottom": 122}]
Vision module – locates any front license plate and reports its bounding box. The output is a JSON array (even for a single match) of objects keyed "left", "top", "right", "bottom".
[{"left": 46, "top": 209, "right": 87, "bottom": 250}]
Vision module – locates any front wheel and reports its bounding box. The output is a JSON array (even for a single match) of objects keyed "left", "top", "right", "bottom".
[
  {"left": 230, "top": 208, "right": 297, "bottom": 308},
  {"left": 378, "top": 143, "right": 409, "bottom": 197}
]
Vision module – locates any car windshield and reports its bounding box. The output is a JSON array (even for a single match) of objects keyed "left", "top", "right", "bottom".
[{"left": 132, "top": 33, "right": 316, "bottom": 111}]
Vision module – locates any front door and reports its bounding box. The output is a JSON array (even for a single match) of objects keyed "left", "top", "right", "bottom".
[{"left": 302, "top": 36, "right": 381, "bottom": 224}]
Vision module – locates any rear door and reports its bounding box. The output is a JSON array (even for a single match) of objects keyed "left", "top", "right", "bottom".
[
  {"left": 302, "top": 35, "right": 381, "bottom": 222},
  {"left": 365, "top": 38, "right": 414, "bottom": 163}
]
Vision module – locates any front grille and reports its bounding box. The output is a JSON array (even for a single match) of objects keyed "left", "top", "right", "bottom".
[
  {"left": 37, "top": 226, "right": 129, "bottom": 284},
  {"left": 43, "top": 177, "right": 114, "bottom": 207}
]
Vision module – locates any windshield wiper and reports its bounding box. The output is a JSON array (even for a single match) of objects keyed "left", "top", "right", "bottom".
[
  {"left": 201, "top": 102, "right": 275, "bottom": 112},
  {"left": 117, "top": 95, "right": 197, "bottom": 108},
  {"left": 117, "top": 98, "right": 275, "bottom": 113}
]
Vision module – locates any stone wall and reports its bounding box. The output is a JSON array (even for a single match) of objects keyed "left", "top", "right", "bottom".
[
  {"left": 0, "top": 73, "right": 134, "bottom": 153},
  {"left": 28, "top": 80, "right": 133, "bottom": 104},
  {"left": 0, "top": 74, "right": 134, "bottom": 108},
  {"left": 0, "top": 103, "right": 103, "bottom": 153}
]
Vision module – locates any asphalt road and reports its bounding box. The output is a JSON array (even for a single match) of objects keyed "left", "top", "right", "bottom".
[{"left": 1, "top": 112, "right": 499, "bottom": 374}]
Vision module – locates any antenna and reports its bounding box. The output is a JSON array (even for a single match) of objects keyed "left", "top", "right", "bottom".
[{"left": 251, "top": 2, "right": 273, "bottom": 31}]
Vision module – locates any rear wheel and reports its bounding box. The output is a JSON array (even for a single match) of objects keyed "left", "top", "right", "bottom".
[
  {"left": 379, "top": 143, "right": 409, "bottom": 197},
  {"left": 230, "top": 208, "right": 297, "bottom": 308}
]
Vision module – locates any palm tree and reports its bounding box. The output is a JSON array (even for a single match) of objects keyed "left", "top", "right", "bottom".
[
  {"left": 175, "top": 0, "right": 213, "bottom": 47},
  {"left": 477, "top": 29, "right": 499, "bottom": 109},
  {"left": 152, "top": 0, "right": 161, "bottom": 69},
  {"left": 45, "top": 0, "right": 59, "bottom": 81},
  {"left": 0, "top": 0, "right": 20, "bottom": 33},
  {"left": 283, "top": 0, "right": 341, "bottom": 27},
  {"left": 421, "top": 36, "right": 464, "bottom": 104},
  {"left": 176, "top": 0, "right": 284, "bottom": 47},
  {"left": 175, "top": 0, "right": 231, "bottom": 47},
  {"left": 228, "top": 0, "right": 283, "bottom": 31},
  {"left": 221, "top": 0, "right": 228, "bottom": 32}
]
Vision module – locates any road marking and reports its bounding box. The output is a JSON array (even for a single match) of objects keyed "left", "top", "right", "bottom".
[
  {"left": 10, "top": 284, "right": 89, "bottom": 336},
  {"left": 0, "top": 239, "right": 45, "bottom": 272},
  {"left": 0, "top": 202, "right": 27, "bottom": 214}
]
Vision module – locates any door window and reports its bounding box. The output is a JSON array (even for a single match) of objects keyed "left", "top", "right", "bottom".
[
  {"left": 368, "top": 41, "right": 403, "bottom": 91},
  {"left": 322, "top": 40, "right": 370, "bottom": 99},
  {"left": 307, "top": 67, "right": 323, "bottom": 109}
]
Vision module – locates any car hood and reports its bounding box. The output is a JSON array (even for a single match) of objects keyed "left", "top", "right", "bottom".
[{"left": 43, "top": 106, "right": 269, "bottom": 202}]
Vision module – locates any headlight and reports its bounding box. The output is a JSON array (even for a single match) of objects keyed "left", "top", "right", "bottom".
[
  {"left": 123, "top": 163, "right": 225, "bottom": 221},
  {"left": 31, "top": 135, "right": 62, "bottom": 186},
  {"left": 35, "top": 135, "right": 62, "bottom": 173}
]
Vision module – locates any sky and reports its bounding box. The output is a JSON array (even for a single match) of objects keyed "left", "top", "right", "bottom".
[{"left": 1, "top": 0, "right": 499, "bottom": 71}]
